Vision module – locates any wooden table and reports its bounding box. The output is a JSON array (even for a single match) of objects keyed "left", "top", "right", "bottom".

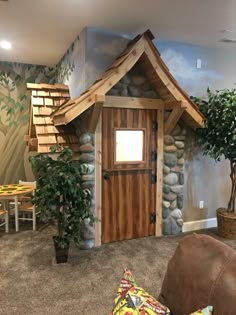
[{"left": 0, "top": 184, "right": 34, "bottom": 232}]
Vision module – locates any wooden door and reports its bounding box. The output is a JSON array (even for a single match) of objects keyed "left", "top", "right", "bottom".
[{"left": 102, "top": 107, "right": 157, "bottom": 243}]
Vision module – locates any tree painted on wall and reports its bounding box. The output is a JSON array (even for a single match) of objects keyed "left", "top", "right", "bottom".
[{"left": 0, "top": 62, "right": 55, "bottom": 184}]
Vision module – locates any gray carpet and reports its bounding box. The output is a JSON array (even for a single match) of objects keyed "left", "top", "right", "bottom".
[{"left": 0, "top": 225, "right": 236, "bottom": 315}]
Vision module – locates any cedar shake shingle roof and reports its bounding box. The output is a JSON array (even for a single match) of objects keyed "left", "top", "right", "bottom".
[{"left": 25, "top": 83, "right": 79, "bottom": 153}]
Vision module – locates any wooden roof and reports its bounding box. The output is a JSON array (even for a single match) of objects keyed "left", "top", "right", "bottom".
[
  {"left": 25, "top": 83, "right": 79, "bottom": 153},
  {"left": 51, "top": 30, "right": 203, "bottom": 129}
]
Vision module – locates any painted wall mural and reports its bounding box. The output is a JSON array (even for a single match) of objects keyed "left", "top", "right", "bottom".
[
  {"left": 0, "top": 62, "right": 56, "bottom": 184},
  {"left": 0, "top": 26, "right": 234, "bottom": 223}
]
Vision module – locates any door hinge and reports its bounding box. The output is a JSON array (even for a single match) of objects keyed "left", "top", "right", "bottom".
[
  {"left": 151, "top": 151, "right": 157, "bottom": 162},
  {"left": 150, "top": 174, "right": 157, "bottom": 184},
  {"left": 150, "top": 212, "right": 156, "bottom": 224},
  {"left": 152, "top": 121, "right": 158, "bottom": 132}
]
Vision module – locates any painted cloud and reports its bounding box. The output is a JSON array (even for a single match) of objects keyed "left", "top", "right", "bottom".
[{"left": 160, "top": 49, "right": 222, "bottom": 97}]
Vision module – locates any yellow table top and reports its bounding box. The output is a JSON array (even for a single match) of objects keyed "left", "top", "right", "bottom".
[{"left": 0, "top": 184, "right": 34, "bottom": 197}]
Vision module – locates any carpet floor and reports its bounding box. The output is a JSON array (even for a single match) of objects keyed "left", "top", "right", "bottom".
[{"left": 0, "top": 224, "right": 236, "bottom": 315}]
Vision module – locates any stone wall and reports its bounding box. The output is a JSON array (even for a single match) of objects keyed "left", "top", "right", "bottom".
[
  {"left": 107, "top": 66, "right": 159, "bottom": 98},
  {"left": 162, "top": 120, "right": 186, "bottom": 235}
]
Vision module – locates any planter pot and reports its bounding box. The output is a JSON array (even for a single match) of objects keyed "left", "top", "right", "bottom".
[
  {"left": 53, "top": 237, "right": 70, "bottom": 264},
  {"left": 217, "top": 208, "right": 236, "bottom": 240}
]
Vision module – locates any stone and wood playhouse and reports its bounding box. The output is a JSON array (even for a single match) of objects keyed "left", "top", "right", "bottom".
[{"left": 25, "top": 30, "right": 204, "bottom": 248}]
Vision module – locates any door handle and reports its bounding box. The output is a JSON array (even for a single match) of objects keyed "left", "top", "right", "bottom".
[{"left": 103, "top": 172, "right": 110, "bottom": 180}]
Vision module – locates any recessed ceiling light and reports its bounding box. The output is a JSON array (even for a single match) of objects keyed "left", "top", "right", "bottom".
[{"left": 0, "top": 40, "right": 12, "bottom": 50}]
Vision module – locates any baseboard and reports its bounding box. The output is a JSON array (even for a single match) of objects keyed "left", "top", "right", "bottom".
[{"left": 182, "top": 218, "right": 217, "bottom": 233}]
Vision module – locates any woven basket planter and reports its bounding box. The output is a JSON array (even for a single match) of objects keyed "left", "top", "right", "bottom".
[{"left": 217, "top": 208, "right": 236, "bottom": 240}]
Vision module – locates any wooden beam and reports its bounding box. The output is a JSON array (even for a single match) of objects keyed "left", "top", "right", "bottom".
[
  {"left": 88, "top": 95, "right": 105, "bottom": 133},
  {"left": 164, "top": 100, "right": 186, "bottom": 110},
  {"left": 104, "top": 95, "right": 164, "bottom": 110},
  {"left": 156, "top": 103, "right": 164, "bottom": 237},
  {"left": 144, "top": 38, "right": 204, "bottom": 128},
  {"left": 95, "top": 115, "right": 102, "bottom": 247},
  {"left": 164, "top": 102, "right": 187, "bottom": 134}
]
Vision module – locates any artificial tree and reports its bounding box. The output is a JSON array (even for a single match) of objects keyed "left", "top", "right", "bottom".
[
  {"left": 192, "top": 88, "right": 236, "bottom": 214},
  {"left": 30, "top": 146, "right": 94, "bottom": 262}
]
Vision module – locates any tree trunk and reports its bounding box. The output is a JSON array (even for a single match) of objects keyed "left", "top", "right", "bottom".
[{"left": 228, "top": 160, "right": 236, "bottom": 213}]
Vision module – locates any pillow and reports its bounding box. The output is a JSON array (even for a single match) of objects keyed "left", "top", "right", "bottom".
[
  {"left": 110, "top": 269, "right": 171, "bottom": 315},
  {"left": 189, "top": 306, "right": 213, "bottom": 315}
]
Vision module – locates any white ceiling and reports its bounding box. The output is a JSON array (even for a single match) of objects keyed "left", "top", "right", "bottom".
[{"left": 0, "top": 0, "right": 236, "bottom": 66}]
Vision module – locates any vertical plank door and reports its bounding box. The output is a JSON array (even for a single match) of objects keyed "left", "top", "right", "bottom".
[{"left": 102, "top": 107, "right": 157, "bottom": 243}]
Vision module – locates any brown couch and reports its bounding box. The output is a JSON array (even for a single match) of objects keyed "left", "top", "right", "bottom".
[{"left": 158, "top": 233, "right": 236, "bottom": 315}]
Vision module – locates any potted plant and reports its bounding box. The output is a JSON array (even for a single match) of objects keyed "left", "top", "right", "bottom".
[
  {"left": 192, "top": 88, "right": 236, "bottom": 239},
  {"left": 30, "top": 146, "right": 94, "bottom": 263}
]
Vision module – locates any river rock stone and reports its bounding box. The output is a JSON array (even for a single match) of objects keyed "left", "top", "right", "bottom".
[
  {"left": 120, "top": 75, "right": 131, "bottom": 85},
  {"left": 170, "top": 165, "right": 183, "bottom": 173},
  {"left": 120, "top": 88, "right": 128, "bottom": 96},
  {"left": 162, "top": 208, "right": 170, "bottom": 219},
  {"left": 171, "top": 218, "right": 182, "bottom": 234},
  {"left": 177, "top": 158, "right": 184, "bottom": 165},
  {"left": 177, "top": 194, "right": 184, "bottom": 209},
  {"left": 177, "top": 218, "right": 184, "bottom": 227},
  {"left": 162, "top": 218, "right": 172, "bottom": 235},
  {"left": 164, "top": 135, "right": 175, "bottom": 145},
  {"left": 164, "top": 173, "right": 178, "bottom": 186},
  {"left": 170, "top": 208, "right": 182, "bottom": 219},
  {"left": 164, "top": 153, "right": 177, "bottom": 167},
  {"left": 142, "top": 90, "right": 159, "bottom": 98},
  {"left": 175, "top": 141, "right": 185, "bottom": 149},
  {"left": 163, "top": 165, "right": 170, "bottom": 174},
  {"left": 174, "top": 135, "right": 186, "bottom": 141},
  {"left": 164, "top": 145, "right": 177, "bottom": 153},
  {"left": 162, "top": 200, "right": 170, "bottom": 208},
  {"left": 141, "top": 81, "right": 152, "bottom": 91},
  {"left": 131, "top": 75, "right": 147, "bottom": 86},
  {"left": 179, "top": 173, "right": 184, "bottom": 185},
  {"left": 80, "top": 133, "right": 92, "bottom": 145},
  {"left": 170, "top": 200, "right": 177, "bottom": 210},
  {"left": 79, "top": 144, "right": 94, "bottom": 153},
  {"left": 82, "top": 181, "right": 95, "bottom": 189},
  {"left": 81, "top": 219, "right": 95, "bottom": 240},
  {"left": 163, "top": 192, "right": 177, "bottom": 201},
  {"left": 82, "top": 175, "right": 95, "bottom": 182},
  {"left": 80, "top": 239, "right": 95, "bottom": 250},
  {"left": 128, "top": 85, "right": 142, "bottom": 97},
  {"left": 79, "top": 153, "right": 95, "bottom": 163},
  {"left": 163, "top": 185, "right": 171, "bottom": 194},
  {"left": 163, "top": 217, "right": 181, "bottom": 235},
  {"left": 177, "top": 150, "right": 184, "bottom": 158},
  {"left": 80, "top": 163, "right": 95, "bottom": 175},
  {"left": 115, "top": 82, "right": 127, "bottom": 90},
  {"left": 170, "top": 185, "right": 184, "bottom": 195}
]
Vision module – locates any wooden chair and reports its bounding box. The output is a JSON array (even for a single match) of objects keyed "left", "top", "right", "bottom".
[
  {"left": 0, "top": 207, "right": 9, "bottom": 233},
  {"left": 18, "top": 180, "right": 37, "bottom": 231}
]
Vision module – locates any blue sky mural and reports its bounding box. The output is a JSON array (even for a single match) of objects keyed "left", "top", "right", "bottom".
[{"left": 155, "top": 39, "right": 223, "bottom": 97}]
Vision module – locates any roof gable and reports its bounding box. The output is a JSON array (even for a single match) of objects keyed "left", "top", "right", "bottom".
[{"left": 51, "top": 30, "right": 203, "bottom": 129}]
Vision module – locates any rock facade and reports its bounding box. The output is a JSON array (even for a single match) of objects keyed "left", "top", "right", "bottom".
[
  {"left": 78, "top": 132, "right": 96, "bottom": 249},
  {"left": 162, "top": 122, "right": 186, "bottom": 235},
  {"left": 107, "top": 67, "right": 159, "bottom": 98}
]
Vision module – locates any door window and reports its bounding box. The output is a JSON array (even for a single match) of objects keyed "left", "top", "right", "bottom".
[{"left": 115, "top": 129, "right": 145, "bottom": 163}]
